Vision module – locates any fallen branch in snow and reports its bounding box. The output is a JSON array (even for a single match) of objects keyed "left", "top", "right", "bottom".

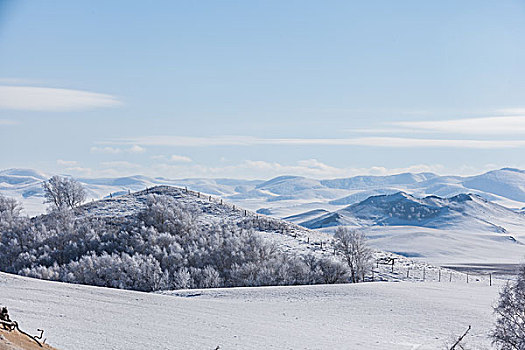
[
  {"left": 0, "top": 319, "right": 16, "bottom": 331},
  {"left": 449, "top": 325, "right": 471, "bottom": 350},
  {"left": 0, "top": 307, "right": 44, "bottom": 347}
]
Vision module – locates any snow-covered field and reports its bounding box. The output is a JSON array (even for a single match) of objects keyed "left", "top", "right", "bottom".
[
  {"left": 1, "top": 272, "right": 501, "bottom": 350},
  {"left": 362, "top": 226, "right": 525, "bottom": 265}
]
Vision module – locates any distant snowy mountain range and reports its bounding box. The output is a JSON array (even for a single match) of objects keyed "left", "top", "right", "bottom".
[
  {"left": 1, "top": 167, "right": 524, "bottom": 264},
  {"left": 291, "top": 192, "right": 525, "bottom": 233},
  {"left": 2, "top": 167, "right": 524, "bottom": 217},
  {"left": 287, "top": 191, "right": 525, "bottom": 262}
]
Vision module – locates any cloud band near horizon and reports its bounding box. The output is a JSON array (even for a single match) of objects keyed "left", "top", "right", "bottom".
[
  {"left": 0, "top": 85, "right": 121, "bottom": 111},
  {"left": 100, "top": 135, "right": 525, "bottom": 149}
]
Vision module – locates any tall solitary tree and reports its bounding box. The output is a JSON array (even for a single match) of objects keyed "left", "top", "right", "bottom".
[
  {"left": 491, "top": 265, "right": 525, "bottom": 350},
  {"left": 42, "top": 175, "right": 86, "bottom": 210},
  {"left": 334, "top": 227, "right": 373, "bottom": 283}
]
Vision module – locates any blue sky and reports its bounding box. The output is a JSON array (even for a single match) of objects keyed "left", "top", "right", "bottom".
[{"left": 1, "top": 0, "right": 525, "bottom": 179}]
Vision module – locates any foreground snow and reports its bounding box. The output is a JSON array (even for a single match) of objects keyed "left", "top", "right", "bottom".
[{"left": 1, "top": 272, "right": 500, "bottom": 350}]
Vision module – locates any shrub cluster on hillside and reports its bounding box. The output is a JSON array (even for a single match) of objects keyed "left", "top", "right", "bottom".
[{"left": 0, "top": 193, "right": 349, "bottom": 292}]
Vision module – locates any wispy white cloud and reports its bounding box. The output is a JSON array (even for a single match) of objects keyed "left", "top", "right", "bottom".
[
  {"left": 128, "top": 145, "right": 146, "bottom": 154},
  {"left": 101, "top": 161, "right": 141, "bottom": 169},
  {"left": 57, "top": 156, "right": 497, "bottom": 179},
  {"left": 393, "top": 116, "right": 525, "bottom": 135},
  {"left": 90, "top": 145, "right": 145, "bottom": 154},
  {"left": 103, "top": 135, "right": 525, "bottom": 149},
  {"left": 151, "top": 155, "right": 166, "bottom": 160},
  {"left": 63, "top": 167, "right": 94, "bottom": 175},
  {"left": 90, "top": 146, "right": 122, "bottom": 154},
  {"left": 56, "top": 159, "right": 78, "bottom": 166},
  {"left": 170, "top": 155, "right": 192, "bottom": 163},
  {"left": 0, "top": 85, "right": 121, "bottom": 111},
  {"left": 151, "top": 159, "right": 445, "bottom": 179},
  {"left": 107, "top": 135, "right": 261, "bottom": 147},
  {"left": 495, "top": 108, "right": 525, "bottom": 115}
]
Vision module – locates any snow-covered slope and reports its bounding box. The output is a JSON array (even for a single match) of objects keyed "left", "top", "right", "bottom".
[
  {"left": 300, "top": 192, "right": 525, "bottom": 264},
  {"left": 462, "top": 168, "right": 525, "bottom": 203},
  {"left": 304, "top": 192, "right": 525, "bottom": 232},
  {"left": 3, "top": 167, "right": 525, "bottom": 218},
  {"left": 0, "top": 271, "right": 501, "bottom": 350},
  {"left": 24, "top": 185, "right": 454, "bottom": 284},
  {"left": 321, "top": 172, "right": 438, "bottom": 189},
  {"left": 69, "top": 185, "right": 335, "bottom": 260},
  {"left": 66, "top": 186, "right": 419, "bottom": 268}
]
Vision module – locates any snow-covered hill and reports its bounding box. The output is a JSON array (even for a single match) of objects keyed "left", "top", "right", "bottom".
[
  {"left": 7, "top": 184, "right": 455, "bottom": 289},
  {"left": 65, "top": 185, "right": 440, "bottom": 278},
  {"left": 300, "top": 192, "right": 525, "bottom": 232},
  {"left": 66, "top": 185, "right": 333, "bottom": 260},
  {"left": 294, "top": 192, "right": 525, "bottom": 264},
  {"left": 2, "top": 167, "right": 525, "bottom": 218},
  {"left": 0, "top": 271, "right": 501, "bottom": 350}
]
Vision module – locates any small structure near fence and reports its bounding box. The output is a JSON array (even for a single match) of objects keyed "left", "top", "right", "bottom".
[
  {"left": 372, "top": 260, "right": 494, "bottom": 286},
  {"left": 376, "top": 257, "right": 397, "bottom": 273}
]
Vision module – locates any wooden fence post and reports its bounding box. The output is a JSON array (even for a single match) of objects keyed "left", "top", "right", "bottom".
[
  {"left": 438, "top": 269, "right": 441, "bottom": 282},
  {"left": 467, "top": 273, "right": 469, "bottom": 284},
  {"left": 450, "top": 272, "right": 452, "bottom": 282},
  {"left": 489, "top": 273, "right": 492, "bottom": 286},
  {"left": 423, "top": 268, "right": 425, "bottom": 281}
]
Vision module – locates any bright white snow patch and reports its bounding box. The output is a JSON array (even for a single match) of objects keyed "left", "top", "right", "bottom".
[{"left": 0, "top": 272, "right": 500, "bottom": 350}]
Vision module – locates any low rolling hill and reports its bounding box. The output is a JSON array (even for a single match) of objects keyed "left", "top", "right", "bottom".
[{"left": 294, "top": 192, "right": 525, "bottom": 264}]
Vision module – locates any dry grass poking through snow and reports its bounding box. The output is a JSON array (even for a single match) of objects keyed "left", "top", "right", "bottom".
[{"left": 0, "top": 329, "right": 57, "bottom": 350}]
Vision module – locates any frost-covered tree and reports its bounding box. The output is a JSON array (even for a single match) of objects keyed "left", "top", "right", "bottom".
[
  {"left": 334, "top": 227, "right": 372, "bottom": 283},
  {"left": 313, "top": 257, "right": 350, "bottom": 284},
  {"left": 42, "top": 175, "right": 86, "bottom": 210},
  {"left": 491, "top": 265, "right": 525, "bottom": 350},
  {"left": 0, "top": 195, "right": 22, "bottom": 224},
  {"left": 0, "top": 195, "right": 34, "bottom": 272}
]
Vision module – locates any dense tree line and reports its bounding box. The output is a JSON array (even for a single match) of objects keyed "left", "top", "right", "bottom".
[{"left": 0, "top": 192, "right": 350, "bottom": 292}]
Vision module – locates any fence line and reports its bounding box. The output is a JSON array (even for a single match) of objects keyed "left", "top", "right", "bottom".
[{"left": 372, "top": 261, "right": 494, "bottom": 286}]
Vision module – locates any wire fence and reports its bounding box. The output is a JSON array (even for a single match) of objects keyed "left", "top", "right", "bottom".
[{"left": 372, "top": 260, "right": 495, "bottom": 285}]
